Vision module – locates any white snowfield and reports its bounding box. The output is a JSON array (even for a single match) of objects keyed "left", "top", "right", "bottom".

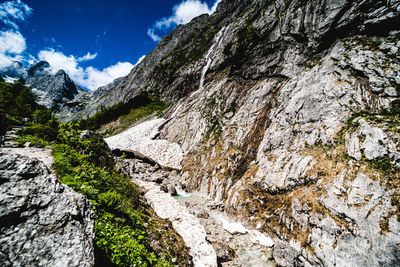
[
  {"left": 136, "top": 179, "right": 218, "bottom": 267},
  {"left": 105, "top": 118, "right": 184, "bottom": 170}
]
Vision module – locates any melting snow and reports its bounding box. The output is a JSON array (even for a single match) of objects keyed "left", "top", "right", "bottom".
[
  {"left": 105, "top": 118, "right": 184, "bottom": 170},
  {"left": 249, "top": 230, "right": 275, "bottom": 247},
  {"left": 216, "top": 215, "right": 248, "bottom": 235},
  {"left": 215, "top": 214, "right": 274, "bottom": 247},
  {"left": 136, "top": 180, "right": 217, "bottom": 267}
]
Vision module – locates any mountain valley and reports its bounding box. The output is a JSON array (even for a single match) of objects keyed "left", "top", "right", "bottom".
[{"left": 1, "top": 0, "right": 400, "bottom": 266}]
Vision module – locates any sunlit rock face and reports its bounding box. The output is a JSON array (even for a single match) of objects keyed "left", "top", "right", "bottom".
[
  {"left": 0, "top": 60, "right": 90, "bottom": 121},
  {"left": 0, "top": 152, "right": 95, "bottom": 266},
  {"left": 88, "top": 0, "right": 400, "bottom": 265},
  {"left": 25, "top": 61, "right": 90, "bottom": 120}
]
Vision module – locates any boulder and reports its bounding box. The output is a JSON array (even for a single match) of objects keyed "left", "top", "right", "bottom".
[
  {"left": 0, "top": 152, "right": 95, "bottom": 266},
  {"left": 212, "top": 242, "right": 235, "bottom": 264},
  {"left": 168, "top": 184, "right": 177, "bottom": 196}
]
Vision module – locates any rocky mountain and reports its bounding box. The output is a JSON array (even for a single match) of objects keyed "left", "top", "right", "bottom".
[
  {"left": 92, "top": 0, "right": 400, "bottom": 266},
  {"left": 0, "top": 61, "right": 89, "bottom": 120},
  {"left": 25, "top": 61, "right": 90, "bottom": 120}
]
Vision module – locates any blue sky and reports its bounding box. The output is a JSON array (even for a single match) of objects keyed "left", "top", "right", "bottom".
[{"left": 0, "top": 0, "right": 221, "bottom": 90}]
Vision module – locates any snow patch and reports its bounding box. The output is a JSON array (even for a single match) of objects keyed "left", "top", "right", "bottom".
[
  {"left": 216, "top": 215, "right": 248, "bottom": 235},
  {"left": 249, "top": 230, "right": 274, "bottom": 247},
  {"left": 105, "top": 118, "right": 183, "bottom": 170},
  {"left": 136, "top": 180, "right": 217, "bottom": 267}
]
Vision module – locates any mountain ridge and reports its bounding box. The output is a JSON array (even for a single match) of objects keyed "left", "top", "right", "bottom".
[{"left": 90, "top": 0, "right": 400, "bottom": 266}]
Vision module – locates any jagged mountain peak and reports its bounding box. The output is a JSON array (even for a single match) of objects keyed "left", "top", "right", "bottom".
[{"left": 27, "top": 61, "right": 51, "bottom": 77}]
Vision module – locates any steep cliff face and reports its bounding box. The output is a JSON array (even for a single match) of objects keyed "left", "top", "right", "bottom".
[
  {"left": 95, "top": 0, "right": 400, "bottom": 265},
  {"left": 26, "top": 61, "right": 89, "bottom": 119}
]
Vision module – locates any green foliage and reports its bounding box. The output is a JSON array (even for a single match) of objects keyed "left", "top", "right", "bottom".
[
  {"left": 33, "top": 109, "right": 53, "bottom": 124},
  {"left": 51, "top": 124, "right": 171, "bottom": 266},
  {"left": 79, "top": 93, "right": 153, "bottom": 131},
  {"left": 18, "top": 124, "right": 58, "bottom": 141},
  {"left": 103, "top": 100, "right": 170, "bottom": 136},
  {"left": 8, "top": 80, "right": 176, "bottom": 265},
  {"left": 0, "top": 78, "right": 42, "bottom": 122},
  {"left": 336, "top": 105, "right": 400, "bottom": 177},
  {"left": 371, "top": 157, "right": 395, "bottom": 174},
  {"left": 16, "top": 135, "right": 49, "bottom": 148},
  {"left": 15, "top": 106, "right": 59, "bottom": 145},
  {"left": 95, "top": 215, "right": 161, "bottom": 267}
]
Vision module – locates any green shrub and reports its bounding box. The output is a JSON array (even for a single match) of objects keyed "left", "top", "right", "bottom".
[
  {"left": 51, "top": 124, "right": 171, "bottom": 266},
  {"left": 18, "top": 124, "right": 58, "bottom": 141},
  {"left": 0, "top": 78, "right": 42, "bottom": 122}
]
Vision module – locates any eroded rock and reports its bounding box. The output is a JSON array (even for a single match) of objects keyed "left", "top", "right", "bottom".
[{"left": 0, "top": 153, "right": 95, "bottom": 266}]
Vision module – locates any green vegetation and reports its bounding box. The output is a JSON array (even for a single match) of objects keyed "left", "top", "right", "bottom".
[
  {"left": 80, "top": 93, "right": 152, "bottom": 130},
  {"left": 52, "top": 123, "right": 171, "bottom": 266},
  {"left": 0, "top": 78, "right": 59, "bottom": 146},
  {"left": 18, "top": 121, "right": 175, "bottom": 266},
  {"left": 335, "top": 104, "right": 400, "bottom": 179},
  {"left": 79, "top": 93, "right": 169, "bottom": 136},
  {"left": 102, "top": 99, "right": 170, "bottom": 137},
  {"left": 9, "top": 82, "right": 181, "bottom": 266},
  {"left": 0, "top": 78, "right": 47, "bottom": 124}
]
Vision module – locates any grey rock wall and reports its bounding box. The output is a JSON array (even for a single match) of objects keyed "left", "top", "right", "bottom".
[
  {"left": 74, "top": 0, "right": 400, "bottom": 266},
  {"left": 0, "top": 153, "right": 95, "bottom": 266}
]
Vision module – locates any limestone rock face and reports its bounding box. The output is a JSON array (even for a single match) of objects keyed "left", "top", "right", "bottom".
[
  {"left": 87, "top": 0, "right": 400, "bottom": 266},
  {"left": 0, "top": 153, "right": 95, "bottom": 266}
]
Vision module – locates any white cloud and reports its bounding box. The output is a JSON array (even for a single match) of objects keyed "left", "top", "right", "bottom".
[
  {"left": 148, "top": 0, "right": 221, "bottom": 41},
  {"left": 147, "top": 29, "right": 161, "bottom": 42},
  {"left": 84, "top": 62, "right": 133, "bottom": 90},
  {"left": 0, "top": 30, "right": 25, "bottom": 54},
  {"left": 38, "top": 49, "right": 134, "bottom": 91},
  {"left": 78, "top": 52, "right": 97, "bottom": 62},
  {"left": 0, "top": 0, "right": 33, "bottom": 29},
  {"left": 0, "top": 0, "right": 134, "bottom": 91},
  {"left": 0, "top": 1, "right": 31, "bottom": 70},
  {"left": 0, "top": 30, "right": 26, "bottom": 70}
]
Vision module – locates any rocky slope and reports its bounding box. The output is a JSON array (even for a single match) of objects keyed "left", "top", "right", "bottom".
[
  {"left": 91, "top": 0, "right": 400, "bottom": 266},
  {"left": 0, "top": 152, "right": 95, "bottom": 266}
]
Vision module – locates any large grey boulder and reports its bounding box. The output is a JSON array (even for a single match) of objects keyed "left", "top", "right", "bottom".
[{"left": 0, "top": 152, "right": 95, "bottom": 266}]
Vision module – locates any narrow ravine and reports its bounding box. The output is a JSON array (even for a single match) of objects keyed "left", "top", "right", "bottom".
[
  {"left": 119, "top": 157, "right": 277, "bottom": 267},
  {"left": 135, "top": 179, "right": 217, "bottom": 267},
  {"left": 176, "top": 193, "right": 276, "bottom": 267}
]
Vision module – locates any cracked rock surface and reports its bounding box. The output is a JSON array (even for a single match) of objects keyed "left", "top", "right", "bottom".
[{"left": 0, "top": 153, "right": 95, "bottom": 267}]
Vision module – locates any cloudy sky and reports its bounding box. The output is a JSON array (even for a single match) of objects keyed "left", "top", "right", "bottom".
[{"left": 0, "top": 0, "right": 222, "bottom": 90}]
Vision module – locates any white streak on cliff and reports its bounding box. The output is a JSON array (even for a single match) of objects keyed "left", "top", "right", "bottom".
[{"left": 199, "top": 26, "right": 227, "bottom": 89}]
